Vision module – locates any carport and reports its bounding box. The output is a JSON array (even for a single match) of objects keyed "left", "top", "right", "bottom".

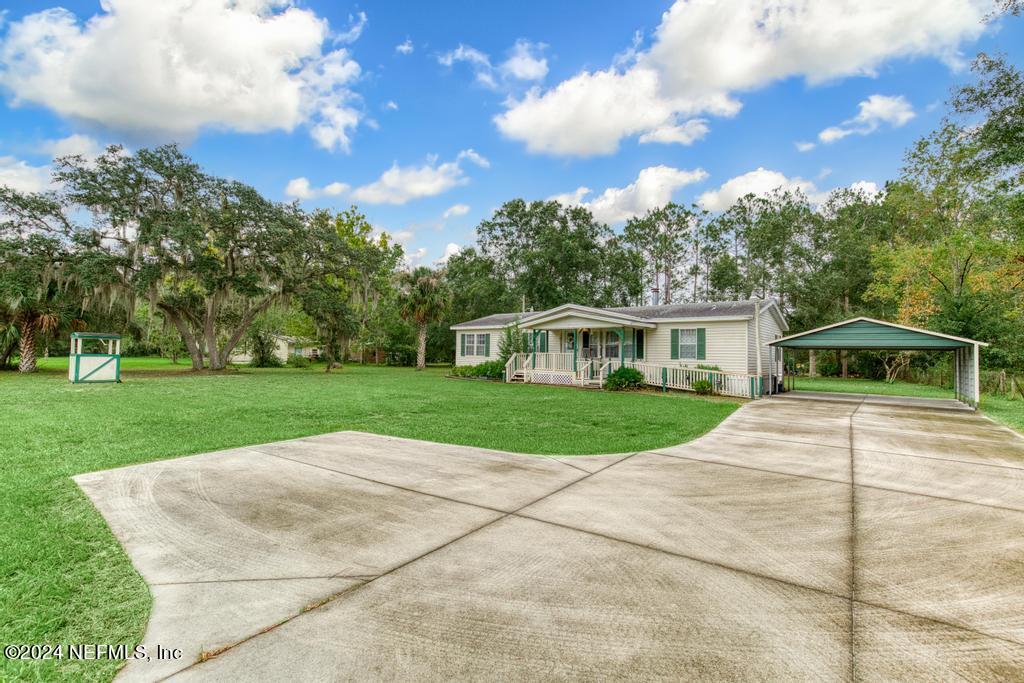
[{"left": 769, "top": 317, "right": 988, "bottom": 408}]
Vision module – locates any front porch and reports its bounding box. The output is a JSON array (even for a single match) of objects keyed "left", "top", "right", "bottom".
[{"left": 504, "top": 352, "right": 760, "bottom": 398}]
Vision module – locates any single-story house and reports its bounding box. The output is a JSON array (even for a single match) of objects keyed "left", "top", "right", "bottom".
[
  {"left": 229, "top": 335, "right": 320, "bottom": 365},
  {"left": 451, "top": 299, "right": 787, "bottom": 397}
]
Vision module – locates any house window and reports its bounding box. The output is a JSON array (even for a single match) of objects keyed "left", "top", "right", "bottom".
[
  {"left": 464, "top": 333, "right": 489, "bottom": 356},
  {"left": 624, "top": 329, "right": 645, "bottom": 360},
  {"left": 605, "top": 331, "right": 619, "bottom": 359},
  {"left": 677, "top": 329, "right": 698, "bottom": 359}
]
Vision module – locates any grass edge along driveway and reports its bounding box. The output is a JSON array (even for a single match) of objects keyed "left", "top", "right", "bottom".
[{"left": 0, "top": 363, "right": 739, "bottom": 682}]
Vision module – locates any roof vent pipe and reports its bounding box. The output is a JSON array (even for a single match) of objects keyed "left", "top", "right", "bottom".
[{"left": 651, "top": 287, "right": 660, "bottom": 306}]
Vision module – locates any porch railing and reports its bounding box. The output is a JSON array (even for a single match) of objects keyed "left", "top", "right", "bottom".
[
  {"left": 503, "top": 352, "right": 761, "bottom": 399},
  {"left": 504, "top": 352, "right": 528, "bottom": 380},
  {"left": 531, "top": 352, "right": 575, "bottom": 372}
]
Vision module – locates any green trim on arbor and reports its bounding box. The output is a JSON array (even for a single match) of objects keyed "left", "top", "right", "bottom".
[{"left": 71, "top": 332, "right": 121, "bottom": 340}]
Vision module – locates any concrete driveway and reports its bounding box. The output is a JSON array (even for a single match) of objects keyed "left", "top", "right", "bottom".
[{"left": 74, "top": 396, "right": 1024, "bottom": 681}]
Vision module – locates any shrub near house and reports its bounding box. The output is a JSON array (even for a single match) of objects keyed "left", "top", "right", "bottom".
[
  {"left": 450, "top": 360, "right": 505, "bottom": 380},
  {"left": 605, "top": 366, "right": 644, "bottom": 391}
]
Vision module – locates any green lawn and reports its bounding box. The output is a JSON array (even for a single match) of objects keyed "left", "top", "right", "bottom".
[
  {"left": 793, "top": 376, "right": 1024, "bottom": 434},
  {"left": 0, "top": 362, "right": 738, "bottom": 681},
  {"left": 794, "top": 376, "right": 955, "bottom": 399}
]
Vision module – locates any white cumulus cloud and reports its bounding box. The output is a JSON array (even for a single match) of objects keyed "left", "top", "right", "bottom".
[
  {"left": 0, "top": 1, "right": 366, "bottom": 152},
  {"left": 284, "top": 177, "right": 349, "bottom": 200},
  {"left": 350, "top": 149, "right": 489, "bottom": 205},
  {"left": 42, "top": 133, "right": 103, "bottom": 159},
  {"left": 499, "top": 40, "right": 548, "bottom": 81},
  {"left": 638, "top": 118, "right": 710, "bottom": 146},
  {"left": 0, "top": 155, "right": 51, "bottom": 192},
  {"left": 334, "top": 12, "right": 366, "bottom": 44},
  {"left": 496, "top": 0, "right": 988, "bottom": 157},
  {"left": 548, "top": 186, "right": 592, "bottom": 207},
  {"left": 440, "top": 39, "right": 548, "bottom": 89},
  {"left": 698, "top": 168, "right": 822, "bottom": 211},
  {"left": 405, "top": 246, "right": 428, "bottom": 267},
  {"left": 795, "top": 141, "right": 816, "bottom": 153},
  {"left": 818, "top": 94, "right": 916, "bottom": 144},
  {"left": 552, "top": 166, "right": 707, "bottom": 224},
  {"left": 442, "top": 203, "right": 470, "bottom": 219},
  {"left": 698, "top": 167, "right": 880, "bottom": 211},
  {"left": 439, "top": 242, "right": 461, "bottom": 264},
  {"left": 438, "top": 44, "right": 496, "bottom": 88},
  {"left": 395, "top": 39, "right": 413, "bottom": 55},
  {"left": 496, "top": 67, "right": 731, "bottom": 156}
]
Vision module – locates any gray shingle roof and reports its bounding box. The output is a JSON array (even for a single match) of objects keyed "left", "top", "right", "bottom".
[
  {"left": 452, "top": 299, "right": 777, "bottom": 328},
  {"left": 607, "top": 300, "right": 764, "bottom": 319},
  {"left": 451, "top": 312, "right": 523, "bottom": 328}
]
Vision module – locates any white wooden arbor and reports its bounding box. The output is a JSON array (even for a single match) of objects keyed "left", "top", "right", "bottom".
[{"left": 69, "top": 332, "right": 122, "bottom": 384}]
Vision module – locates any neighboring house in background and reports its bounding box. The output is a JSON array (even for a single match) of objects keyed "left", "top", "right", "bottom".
[
  {"left": 450, "top": 300, "right": 787, "bottom": 397},
  {"left": 229, "top": 335, "right": 320, "bottom": 365}
]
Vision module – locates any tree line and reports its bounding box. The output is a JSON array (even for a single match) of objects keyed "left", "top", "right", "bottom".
[{"left": 2, "top": 52, "right": 1022, "bottom": 377}]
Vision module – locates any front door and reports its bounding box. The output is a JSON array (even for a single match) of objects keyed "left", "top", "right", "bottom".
[{"left": 580, "top": 331, "right": 591, "bottom": 358}]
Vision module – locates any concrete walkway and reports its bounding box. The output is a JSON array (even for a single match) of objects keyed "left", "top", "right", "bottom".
[{"left": 74, "top": 398, "right": 1024, "bottom": 681}]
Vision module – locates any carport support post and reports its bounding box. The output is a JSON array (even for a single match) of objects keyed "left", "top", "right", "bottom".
[{"left": 973, "top": 342, "right": 981, "bottom": 408}]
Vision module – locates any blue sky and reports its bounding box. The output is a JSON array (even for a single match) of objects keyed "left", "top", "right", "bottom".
[{"left": 1, "top": 0, "right": 1022, "bottom": 266}]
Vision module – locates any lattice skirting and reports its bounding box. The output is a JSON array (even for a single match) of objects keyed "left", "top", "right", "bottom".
[{"left": 529, "top": 371, "right": 576, "bottom": 386}]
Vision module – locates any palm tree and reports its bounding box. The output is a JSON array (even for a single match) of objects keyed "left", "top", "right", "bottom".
[{"left": 398, "top": 266, "right": 450, "bottom": 370}]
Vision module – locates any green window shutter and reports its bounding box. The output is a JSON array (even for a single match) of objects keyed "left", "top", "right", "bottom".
[
  {"left": 670, "top": 329, "right": 679, "bottom": 360},
  {"left": 484, "top": 334, "right": 490, "bottom": 357},
  {"left": 460, "top": 334, "right": 466, "bottom": 356},
  {"left": 637, "top": 330, "right": 645, "bottom": 359},
  {"left": 539, "top": 331, "right": 547, "bottom": 352},
  {"left": 697, "top": 328, "right": 706, "bottom": 360}
]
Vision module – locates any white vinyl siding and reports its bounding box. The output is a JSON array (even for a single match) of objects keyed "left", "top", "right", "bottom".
[
  {"left": 643, "top": 320, "right": 750, "bottom": 373},
  {"left": 747, "top": 307, "right": 785, "bottom": 378}
]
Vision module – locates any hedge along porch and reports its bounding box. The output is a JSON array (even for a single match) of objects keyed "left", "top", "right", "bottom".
[{"left": 770, "top": 318, "right": 988, "bottom": 408}]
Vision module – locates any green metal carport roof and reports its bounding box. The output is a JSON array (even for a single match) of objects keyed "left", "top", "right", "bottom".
[
  {"left": 769, "top": 317, "right": 987, "bottom": 351},
  {"left": 770, "top": 317, "right": 988, "bottom": 408}
]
